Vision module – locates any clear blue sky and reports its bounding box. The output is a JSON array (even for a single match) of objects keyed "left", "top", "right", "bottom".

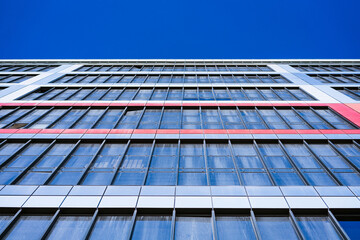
[{"left": 0, "top": 0, "right": 359, "bottom": 59}]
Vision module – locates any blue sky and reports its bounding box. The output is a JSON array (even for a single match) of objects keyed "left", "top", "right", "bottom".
[{"left": 0, "top": 0, "right": 359, "bottom": 59}]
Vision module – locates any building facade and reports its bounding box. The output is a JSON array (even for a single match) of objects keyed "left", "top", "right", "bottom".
[{"left": 0, "top": 59, "right": 359, "bottom": 239}]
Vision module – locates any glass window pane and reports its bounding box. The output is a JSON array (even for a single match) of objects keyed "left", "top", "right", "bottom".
[
  {"left": 89, "top": 215, "right": 132, "bottom": 240},
  {"left": 216, "top": 215, "right": 256, "bottom": 240},
  {"left": 4, "top": 215, "right": 52, "bottom": 240},
  {"left": 175, "top": 216, "right": 213, "bottom": 240},
  {"left": 46, "top": 215, "right": 92, "bottom": 240},
  {"left": 131, "top": 215, "right": 171, "bottom": 240},
  {"left": 296, "top": 216, "right": 342, "bottom": 240},
  {"left": 256, "top": 216, "right": 299, "bottom": 240}
]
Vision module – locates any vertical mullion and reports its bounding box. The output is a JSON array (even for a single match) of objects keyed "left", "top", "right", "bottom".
[
  {"left": 284, "top": 87, "right": 299, "bottom": 101},
  {"left": 0, "top": 209, "right": 22, "bottom": 238},
  {"left": 88, "top": 107, "right": 109, "bottom": 129},
  {"left": 0, "top": 107, "right": 21, "bottom": 122},
  {"left": 253, "top": 140, "right": 276, "bottom": 186},
  {"left": 126, "top": 209, "right": 138, "bottom": 240},
  {"left": 250, "top": 210, "right": 262, "bottom": 240},
  {"left": 82, "top": 209, "right": 99, "bottom": 240},
  {"left": 47, "top": 107, "right": 73, "bottom": 129},
  {"left": 211, "top": 209, "right": 218, "bottom": 240},
  {"left": 109, "top": 139, "right": 131, "bottom": 185},
  {"left": 113, "top": 106, "right": 128, "bottom": 128},
  {"left": 133, "top": 107, "right": 146, "bottom": 129},
  {"left": 170, "top": 209, "right": 176, "bottom": 240},
  {"left": 68, "top": 107, "right": 92, "bottom": 129},
  {"left": 216, "top": 106, "right": 226, "bottom": 129},
  {"left": 175, "top": 139, "right": 180, "bottom": 186},
  {"left": 10, "top": 140, "right": 57, "bottom": 184},
  {"left": 203, "top": 139, "right": 210, "bottom": 186},
  {"left": 63, "top": 87, "right": 81, "bottom": 100},
  {"left": 34, "top": 87, "right": 56, "bottom": 100},
  {"left": 81, "top": 87, "right": 97, "bottom": 100},
  {"left": 44, "top": 140, "right": 82, "bottom": 185},
  {"left": 291, "top": 107, "right": 314, "bottom": 129},
  {"left": 288, "top": 210, "right": 305, "bottom": 240},
  {"left": 141, "top": 139, "right": 156, "bottom": 186},
  {"left": 309, "top": 107, "right": 337, "bottom": 129},
  {"left": 3, "top": 107, "right": 37, "bottom": 129},
  {"left": 254, "top": 88, "right": 266, "bottom": 101},
  {"left": 254, "top": 107, "right": 271, "bottom": 129},
  {"left": 303, "top": 140, "right": 343, "bottom": 186},
  {"left": 98, "top": 87, "right": 112, "bottom": 100},
  {"left": 0, "top": 139, "right": 32, "bottom": 169},
  {"left": 48, "top": 87, "right": 70, "bottom": 100},
  {"left": 269, "top": 87, "right": 283, "bottom": 100},
  {"left": 228, "top": 140, "right": 244, "bottom": 185},
  {"left": 328, "top": 140, "right": 360, "bottom": 174},
  {"left": 77, "top": 140, "right": 107, "bottom": 185},
  {"left": 115, "top": 87, "right": 126, "bottom": 99},
  {"left": 23, "top": 107, "right": 54, "bottom": 129},
  {"left": 157, "top": 106, "right": 165, "bottom": 129},
  {"left": 234, "top": 106, "right": 247, "bottom": 127},
  {"left": 278, "top": 140, "right": 309, "bottom": 185},
  {"left": 40, "top": 209, "right": 60, "bottom": 240},
  {"left": 273, "top": 108, "right": 292, "bottom": 129},
  {"left": 328, "top": 210, "right": 351, "bottom": 240}
]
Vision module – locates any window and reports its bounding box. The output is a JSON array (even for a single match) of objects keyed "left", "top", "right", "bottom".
[
  {"left": 19, "top": 86, "right": 314, "bottom": 101},
  {"left": 293, "top": 65, "right": 360, "bottom": 72},
  {"left": 82, "top": 143, "right": 127, "bottom": 185},
  {"left": 49, "top": 143, "right": 101, "bottom": 185},
  {"left": 335, "top": 87, "right": 360, "bottom": 101},
  {"left": 179, "top": 143, "right": 207, "bottom": 185},
  {"left": 3, "top": 215, "right": 52, "bottom": 240},
  {"left": 89, "top": 215, "right": 132, "bottom": 240},
  {"left": 131, "top": 215, "right": 171, "bottom": 240},
  {"left": 296, "top": 216, "right": 342, "bottom": 240},
  {"left": 146, "top": 142, "right": 177, "bottom": 185},
  {"left": 0, "top": 74, "right": 36, "bottom": 83},
  {"left": 0, "top": 143, "right": 49, "bottom": 185},
  {"left": 310, "top": 74, "right": 360, "bottom": 84},
  {"left": 114, "top": 142, "right": 152, "bottom": 185},
  {"left": 74, "top": 65, "right": 273, "bottom": 72},
  {"left": 46, "top": 215, "right": 92, "bottom": 239},
  {"left": 216, "top": 215, "right": 256, "bottom": 240},
  {"left": 17, "top": 143, "right": 74, "bottom": 185},
  {"left": 175, "top": 216, "right": 213, "bottom": 240},
  {"left": 336, "top": 216, "right": 360, "bottom": 239},
  {"left": 256, "top": 216, "right": 300, "bottom": 240},
  {"left": 0, "top": 65, "right": 58, "bottom": 72}
]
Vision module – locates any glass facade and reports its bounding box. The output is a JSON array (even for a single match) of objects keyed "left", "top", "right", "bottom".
[
  {"left": 0, "top": 211, "right": 353, "bottom": 239},
  {"left": 75, "top": 64, "right": 273, "bottom": 72},
  {"left": 0, "top": 139, "right": 359, "bottom": 186},
  {"left": 0, "top": 60, "right": 360, "bottom": 239},
  {"left": 0, "top": 106, "right": 355, "bottom": 130},
  {"left": 52, "top": 74, "right": 286, "bottom": 83},
  {"left": 0, "top": 75, "right": 36, "bottom": 83},
  {"left": 310, "top": 74, "right": 360, "bottom": 84},
  {"left": 0, "top": 65, "right": 58, "bottom": 72},
  {"left": 19, "top": 86, "right": 315, "bottom": 101}
]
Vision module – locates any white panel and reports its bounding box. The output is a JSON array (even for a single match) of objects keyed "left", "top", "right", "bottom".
[
  {"left": 322, "top": 197, "right": 360, "bottom": 208},
  {"left": 249, "top": 197, "right": 288, "bottom": 209},
  {"left": 212, "top": 197, "right": 250, "bottom": 209},
  {"left": 99, "top": 196, "right": 138, "bottom": 208},
  {"left": 23, "top": 196, "right": 65, "bottom": 208},
  {"left": 0, "top": 196, "right": 29, "bottom": 207},
  {"left": 137, "top": 197, "right": 174, "bottom": 208},
  {"left": 61, "top": 196, "right": 101, "bottom": 208},
  {"left": 175, "top": 197, "right": 212, "bottom": 208},
  {"left": 286, "top": 197, "right": 327, "bottom": 209}
]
